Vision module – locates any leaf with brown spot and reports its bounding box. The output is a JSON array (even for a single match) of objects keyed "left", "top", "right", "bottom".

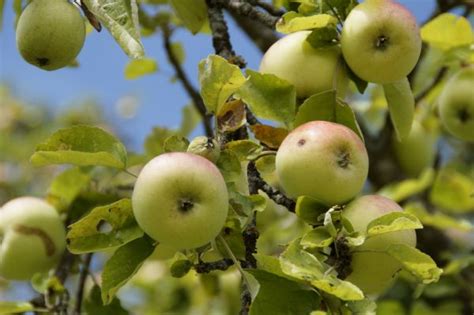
[
  {"left": 250, "top": 124, "right": 288, "bottom": 149},
  {"left": 217, "top": 99, "right": 247, "bottom": 132}
]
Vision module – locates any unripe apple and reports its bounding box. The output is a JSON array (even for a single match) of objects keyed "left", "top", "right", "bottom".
[
  {"left": 341, "top": 0, "right": 421, "bottom": 83},
  {"left": 132, "top": 152, "right": 229, "bottom": 250},
  {"left": 438, "top": 66, "right": 474, "bottom": 142},
  {"left": 392, "top": 120, "right": 438, "bottom": 177},
  {"left": 343, "top": 195, "right": 417, "bottom": 296},
  {"left": 275, "top": 121, "right": 368, "bottom": 206},
  {"left": 259, "top": 31, "right": 348, "bottom": 98},
  {"left": 187, "top": 136, "right": 220, "bottom": 163},
  {"left": 16, "top": 0, "right": 86, "bottom": 71},
  {"left": 0, "top": 197, "right": 66, "bottom": 280}
]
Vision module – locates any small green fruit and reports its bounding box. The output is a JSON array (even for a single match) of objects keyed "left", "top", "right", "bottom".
[
  {"left": 438, "top": 66, "right": 474, "bottom": 142},
  {"left": 259, "top": 31, "right": 348, "bottom": 98},
  {"left": 0, "top": 197, "right": 66, "bottom": 280},
  {"left": 275, "top": 121, "right": 368, "bottom": 206},
  {"left": 343, "top": 195, "right": 417, "bottom": 296},
  {"left": 16, "top": 0, "right": 86, "bottom": 71},
  {"left": 341, "top": 0, "right": 421, "bottom": 83},
  {"left": 392, "top": 120, "right": 438, "bottom": 177},
  {"left": 187, "top": 136, "right": 221, "bottom": 163},
  {"left": 132, "top": 152, "right": 229, "bottom": 250}
]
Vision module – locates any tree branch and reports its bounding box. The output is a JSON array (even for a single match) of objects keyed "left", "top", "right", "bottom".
[
  {"left": 219, "top": 0, "right": 280, "bottom": 29},
  {"left": 73, "top": 253, "right": 93, "bottom": 315},
  {"left": 230, "top": 12, "right": 279, "bottom": 53},
  {"left": 247, "top": 161, "right": 296, "bottom": 212},
  {"left": 194, "top": 258, "right": 234, "bottom": 273},
  {"left": 206, "top": 0, "right": 246, "bottom": 68},
  {"left": 162, "top": 25, "right": 214, "bottom": 137}
]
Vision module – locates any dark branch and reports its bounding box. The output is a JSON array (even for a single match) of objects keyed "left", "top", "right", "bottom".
[
  {"left": 206, "top": 0, "right": 246, "bottom": 68},
  {"left": 230, "top": 12, "right": 279, "bottom": 53},
  {"left": 162, "top": 25, "right": 214, "bottom": 137},
  {"left": 73, "top": 253, "right": 93, "bottom": 315},
  {"left": 219, "top": 0, "right": 280, "bottom": 28},
  {"left": 252, "top": 0, "right": 285, "bottom": 16},
  {"left": 247, "top": 161, "right": 296, "bottom": 212},
  {"left": 194, "top": 258, "right": 234, "bottom": 273}
]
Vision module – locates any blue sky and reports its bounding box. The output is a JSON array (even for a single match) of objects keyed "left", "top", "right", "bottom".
[{"left": 0, "top": 0, "right": 436, "bottom": 152}]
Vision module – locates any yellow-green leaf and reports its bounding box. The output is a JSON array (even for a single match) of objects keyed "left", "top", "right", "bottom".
[
  {"left": 378, "top": 168, "right": 435, "bottom": 202},
  {"left": 124, "top": 58, "right": 158, "bottom": 80},
  {"left": 421, "top": 13, "right": 474, "bottom": 51},
  {"left": 386, "top": 244, "right": 443, "bottom": 284},
  {"left": 0, "top": 302, "right": 34, "bottom": 314},
  {"left": 169, "top": 0, "right": 207, "bottom": 34},
  {"left": 383, "top": 78, "right": 415, "bottom": 141},
  {"left": 366, "top": 212, "right": 423, "bottom": 236},
  {"left": 276, "top": 12, "right": 337, "bottom": 34},
  {"left": 31, "top": 125, "right": 128, "bottom": 169},
  {"left": 67, "top": 199, "right": 143, "bottom": 254}
]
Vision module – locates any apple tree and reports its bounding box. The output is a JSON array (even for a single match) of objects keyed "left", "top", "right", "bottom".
[{"left": 1, "top": 0, "right": 473, "bottom": 314}]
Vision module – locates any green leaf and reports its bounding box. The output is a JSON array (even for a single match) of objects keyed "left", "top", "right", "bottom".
[
  {"left": 199, "top": 55, "right": 246, "bottom": 114},
  {"left": 366, "top": 212, "right": 423, "bottom": 236},
  {"left": 82, "top": 0, "right": 144, "bottom": 58},
  {"left": 294, "top": 90, "right": 364, "bottom": 140},
  {"left": 378, "top": 168, "right": 435, "bottom": 202},
  {"left": 246, "top": 269, "right": 321, "bottom": 315},
  {"left": 31, "top": 125, "right": 128, "bottom": 169},
  {"left": 170, "top": 259, "right": 193, "bottom": 278},
  {"left": 163, "top": 135, "right": 189, "bottom": 152},
  {"left": 295, "top": 195, "right": 328, "bottom": 225},
  {"left": 225, "top": 140, "right": 263, "bottom": 161},
  {"left": 0, "top": 302, "right": 34, "bottom": 314},
  {"left": 276, "top": 12, "right": 337, "bottom": 33},
  {"left": 47, "top": 167, "right": 91, "bottom": 212},
  {"left": 170, "top": 42, "right": 185, "bottom": 64},
  {"left": 67, "top": 199, "right": 144, "bottom": 254},
  {"left": 383, "top": 78, "right": 415, "bottom": 141},
  {"left": 376, "top": 300, "right": 405, "bottom": 315},
  {"left": 254, "top": 253, "right": 293, "bottom": 280},
  {"left": 239, "top": 70, "right": 296, "bottom": 126},
  {"left": 144, "top": 127, "right": 174, "bottom": 157},
  {"left": 124, "top": 57, "right": 158, "bottom": 80},
  {"left": 85, "top": 285, "right": 129, "bottom": 315},
  {"left": 310, "top": 276, "right": 364, "bottom": 301},
  {"left": 421, "top": 13, "right": 474, "bottom": 51},
  {"left": 430, "top": 167, "right": 474, "bottom": 213},
  {"left": 170, "top": 0, "right": 207, "bottom": 34},
  {"left": 386, "top": 244, "right": 443, "bottom": 284},
  {"left": 216, "top": 150, "right": 243, "bottom": 183},
  {"left": 280, "top": 238, "right": 327, "bottom": 281},
  {"left": 443, "top": 255, "right": 474, "bottom": 275},
  {"left": 405, "top": 202, "right": 473, "bottom": 232},
  {"left": 306, "top": 26, "right": 339, "bottom": 48},
  {"left": 101, "top": 236, "right": 155, "bottom": 304},
  {"left": 301, "top": 226, "right": 334, "bottom": 249}
]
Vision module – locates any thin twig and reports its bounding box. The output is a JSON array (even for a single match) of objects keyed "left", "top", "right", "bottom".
[
  {"left": 206, "top": 0, "right": 246, "bottom": 68},
  {"left": 250, "top": 0, "right": 285, "bottom": 16},
  {"left": 162, "top": 25, "right": 213, "bottom": 137},
  {"left": 73, "top": 253, "right": 93, "bottom": 315},
  {"left": 414, "top": 67, "right": 448, "bottom": 104}
]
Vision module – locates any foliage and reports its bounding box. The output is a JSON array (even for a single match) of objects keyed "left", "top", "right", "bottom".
[{"left": 1, "top": 1, "right": 474, "bottom": 315}]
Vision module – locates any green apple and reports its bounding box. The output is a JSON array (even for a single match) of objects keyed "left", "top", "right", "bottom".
[
  {"left": 0, "top": 197, "right": 66, "bottom": 280},
  {"left": 341, "top": 0, "right": 421, "bottom": 83},
  {"left": 259, "top": 31, "right": 348, "bottom": 98},
  {"left": 342, "top": 195, "right": 417, "bottom": 296},
  {"left": 393, "top": 120, "right": 438, "bottom": 177},
  {"left": 438, "top": 66, "right": 474, "bottom": 142},
  {"left": 132, "top": 152, "right": 229, "bottom": 249},
  {"left": 187, "top": 136, "right": 221, "bottom": 163},
  {"left": 16, "top": 0, "right": 85, "bottom": 71},
  {"left": 275, "top": 121, "right": 368, "bottom": 206}
]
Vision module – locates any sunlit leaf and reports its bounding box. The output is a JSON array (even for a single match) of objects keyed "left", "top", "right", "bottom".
[
  {"left": 47, "top": 167, "right": 91, "bottom": 212},
  {"left": 0, "top": 302, "right": 34, "bottom": 314},
  {"left": 31, "top": 125, "right": 128, "bottom": 169},
  {"left": 170, "top": 0, "right": 207, "bottom": 34},
  {"left": 421, "top": 13, "right": 474, "bottom": 51},
  {"left": 83, "top": 0, "right": 144, "bottom": 58},
  {"left": 67, "top": 199, "right": 144, "bottom": 254},
  {"left": 378, "top": 168, "right": 435, "bottom": 202},
  {"left": 124, "top": 58, "right": 158, "bottom": 80},
  {"left": 366, "top": 212, "right": 423, "bottom": 236},
  {"left": 276, "top": 12, "right": 337, "bottom": 33}
]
